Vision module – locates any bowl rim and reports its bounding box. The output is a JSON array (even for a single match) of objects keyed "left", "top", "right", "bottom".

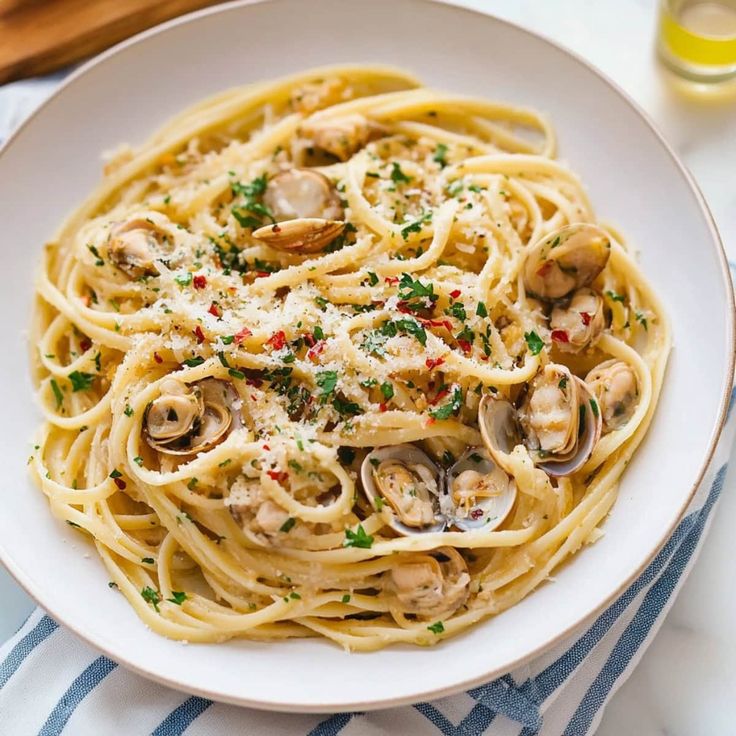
[{"left": 0, "top": 0, "right": 734, "bottom": 713}]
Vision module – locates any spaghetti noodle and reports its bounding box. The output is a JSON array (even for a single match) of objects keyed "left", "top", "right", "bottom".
[{"left": 29, "top": 65, "right": 670, "bottom": 650}]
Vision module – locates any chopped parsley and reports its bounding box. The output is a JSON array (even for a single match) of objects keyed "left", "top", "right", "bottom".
[
  {"left": 635, "top": 311, "right": 648, "bottom": 331},
  {"left": 433, "top": 142, "right": 448, "bottom": 168},
  {"left": 279, "top": 517, "right": 296, "bottom": 533},
  {"left": 390, "top": 161, "right": 411, "bottom": 184},
  {"left": 400, "top": 211, "right": 432, "bottom": 240},
  {"left": 446, "top": 301, "right": 467, "bottom": 321},
  {"left": 367, "top": 271, "right": 379, "bottom": 286},
  {"left": 332, "top": 396, "right": 362, "bottom": 417},
  {"left": 606, "top": 290, "right": 625, "bottom": 303},
  {"left": 341, "top": 594, "right": 351, "bottom": 604},
  {"left": 50, "top": 379, "right": 63, "bottom": 409},
  {"left": 343, "top": 524, "right": 374, "bottom": 549},
  {"left": 590, "top": 398, "right": 600, "bottom": 418},
  {"left": 141, "top": 586, "right": 161, "bottom": 612},
  {"left": 183, "top": 356, "right": 205, "bottom": 367},
  {"left": 174, "top": 271, "right": 192, "bottom": 287},
  {"left": 68, "top": 371, "right": 95, "bottom": 392},
  {"left": 476, "top": 301, "right": 488, "bottom": 318},
  {"left": 398, "top": 272, "right": 435, "bottom": 300},
  {"left": 316, "top": 370, "right": 338, "bottom": 400},
  {"left": 124, "top": 404, "right": 134, "bottom": 417},
  {"left": 230, "top": 174, "right": 274, "bottom": 229},
  {"left": 141, "top": 557, "right": 154, "bottom": 564},
  {"left": 380, "top": 381, "right": 394, "bottom": 400},
  {"left": 87, "top": 244, "right": 104, "bottom": 266},
  {"left": 167, "top": 591, "right": 187, "bottom": 605},
  {"left": 429, "top": 386, "right": 463, "bottom": 420},
  {"left": 427, "top": 621, "right": 445, "bottom": 634},
  {"left": 524, "top": 331, "right": 544, "bottom": 356}
]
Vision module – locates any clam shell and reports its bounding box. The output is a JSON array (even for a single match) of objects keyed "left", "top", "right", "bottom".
[
  {"left": 252, "top": 218, "right": 345, "bottom": 254},
  {"left": 360, "top": 444, "right": 446, "bottom": 536}
]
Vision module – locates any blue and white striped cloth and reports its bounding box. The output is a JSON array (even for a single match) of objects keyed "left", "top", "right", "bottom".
[{"left": 1, "top": 76, "right": 735, "bottom": 736}]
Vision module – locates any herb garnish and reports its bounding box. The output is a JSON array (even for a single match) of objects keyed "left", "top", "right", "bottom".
[
  {"left": 343, "top": 524, "right": 374, "bottom": 549},
  {"left": 524, "top": 331, "right": 544, "bottom": 356}
]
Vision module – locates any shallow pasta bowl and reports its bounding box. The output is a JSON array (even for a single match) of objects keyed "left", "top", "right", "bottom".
[{"left": 0, "top": 0, "right": 732, "bottom": 713}]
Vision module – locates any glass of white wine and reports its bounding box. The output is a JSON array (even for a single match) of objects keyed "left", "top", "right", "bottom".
[{"left": 658, "top": 0, "right": 736, "bottom": 81}]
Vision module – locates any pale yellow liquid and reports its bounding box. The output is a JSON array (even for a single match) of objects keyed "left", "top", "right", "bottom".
[
  {"left": 680, "top": 2, "right": 736, "bottom": 36},
  {"left": 659, "top": 0, "right": 736, "bottom": 80}
]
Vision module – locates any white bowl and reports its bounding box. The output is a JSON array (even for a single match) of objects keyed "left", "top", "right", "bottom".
[{"left": 0, "top": 0, "right": 732, "bottom": 712}]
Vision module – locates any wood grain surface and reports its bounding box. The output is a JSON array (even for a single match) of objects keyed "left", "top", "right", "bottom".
[{"left": 0, "top": 0, "right": 223, "bottom": 84}]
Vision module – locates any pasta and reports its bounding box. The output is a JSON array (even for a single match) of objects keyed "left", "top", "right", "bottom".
[{"left": 29, "top": 65, "right": 670, "bottom": 650}]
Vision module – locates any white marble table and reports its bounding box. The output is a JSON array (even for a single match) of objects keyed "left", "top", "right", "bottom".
[{"left": 2, "top": 0, "right": 735, "bottom": 732}]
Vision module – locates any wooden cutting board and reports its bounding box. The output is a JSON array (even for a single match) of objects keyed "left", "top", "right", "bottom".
[{"left": 0, "top": 0, "right": 223, "bottom": 84}]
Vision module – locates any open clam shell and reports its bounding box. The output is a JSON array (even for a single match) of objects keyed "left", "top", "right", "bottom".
[
  {"left": 360, "top": 444, "right": 446, "bottom": 536},
  {"left": 445, "top": 447, "right": 516, "bottom": 531},
  {"left": 478, "top": 367, "right": 602, "bottom": 478},
  {"left": 145, "top": 377, "right": 242, "bottom": 456},
  {"left": 523, "top": 223, "right": 611, "bottom": 301}
]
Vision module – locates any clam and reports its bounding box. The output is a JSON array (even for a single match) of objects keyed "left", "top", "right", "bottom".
[
  {"left": 299, "top": 113, "right": 386, "bottom": 161},
  {"left": 523, "top": 223, "right": 611, "bottom": 301},
  {"left": 585, "top": 359, "right": 638, "bottom": 431},
  {"left": 479, "top": 363, "right": 602, "bottom": 477},
  {"left": 444, "top": 448, "right": 516, "bottom": 531},
  {"left": 251, "top": 218, "right": 345, "bottom": 254},
  {"left": 144, "top": 377, "right": 242, "bottom": 455},
  {"left": 360, "top": 444, "right": 446, "bottom": 535},
  {"left": 108, "top": 218, "right": 173, "bottom": 278},
  {"left": 263, "top": 169, "right": 344, "bottom": 222},
  {"left": 385, "top": 547, "right": 470, "bottom": 620},
  {"left": 549, "top": 287, "right": 605, "bottom": 353}
]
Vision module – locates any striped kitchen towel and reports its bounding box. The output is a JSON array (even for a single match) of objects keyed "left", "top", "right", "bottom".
[{"left": 1, "top": 76, "right": 735, "bottom": 736}]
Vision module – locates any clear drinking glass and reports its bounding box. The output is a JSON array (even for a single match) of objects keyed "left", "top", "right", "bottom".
[{"left": 658, "top": 0, "right": 736, "bottom": 82}]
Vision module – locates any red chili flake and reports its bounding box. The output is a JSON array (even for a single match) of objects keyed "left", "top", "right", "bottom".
[
  {"left": 208, "top": 303, "right": 220, "bottom": 318},
  {"left": 379, "top": 402, "right": 388, "bottom": 412},
  {"left": 421, "top": 318, "right": 453, "bottom": 332},
  {"left": 371, "top": 300, "right": 385, "bottom": 309},
  {"left": 193, "top": 275, "right": 207, "bottom": 289},
  {"left": 113, "top": 477, "right": 126, "bottom": 490},
  {"left": 250, "top": 394, "right": 257, "bottom": 401},
  {"left": 449, "top": 289, "right": 462, "bottom": 299},
  {"left": 307, "top": 341, "right": 325, "bottom": 362},
  {"left": 580, "top": 312, "right": 592, "bottom": 326},
  {"left": 425, "top": 357, "right": 445, "bottom": 370},
  {"left": 470, "top": 508, "right": 484, "bottom": 520},
  {"left": 457, "top": 339, "right": 472, "bottom": 354},
  {"left": 384, "top": 276, "right": 399, "bottom": 285},
  {"left": 234, "top": 327, "right": 252, "bottom": 343},
  {"left": 80, "top": 337, "right": 92, "bottom": 352},
  {"left": 262, "top": 444, "right": 270, "bottom": 451},
  {"left": 304, "top": 333, "right": 316, "bottom": 347},
  {"left": 153, "top": 352, "right": 163, "bottom": 364},
  {"left": 536, "top": 261, "right": 554, "bottom": 277},
  {"left": 270, "top": 224, "right": 282, "bottom": 233},
  {"left": 266, "top": 470, "right": 287, "bottom": 482},
  {"left": 431, "top": 388, "right": 450, "bottom": 405},
  {"left": 255, "top": 271, "right": 271, "bottom": 278},
  {"left": 551, "top": 330, "right": 569, "bottom": 343},
  {"left": 194, "top": 325, "right": 205, "bottom": 344},
  {"left": 266, "top": 330, "right": 286, "bottom": 350},
  {"left": 246, "top": 377, "right": 263, "bottom": 388},
  {"left": 426, "top": 417, "right": 436, "bottom": 426}
]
